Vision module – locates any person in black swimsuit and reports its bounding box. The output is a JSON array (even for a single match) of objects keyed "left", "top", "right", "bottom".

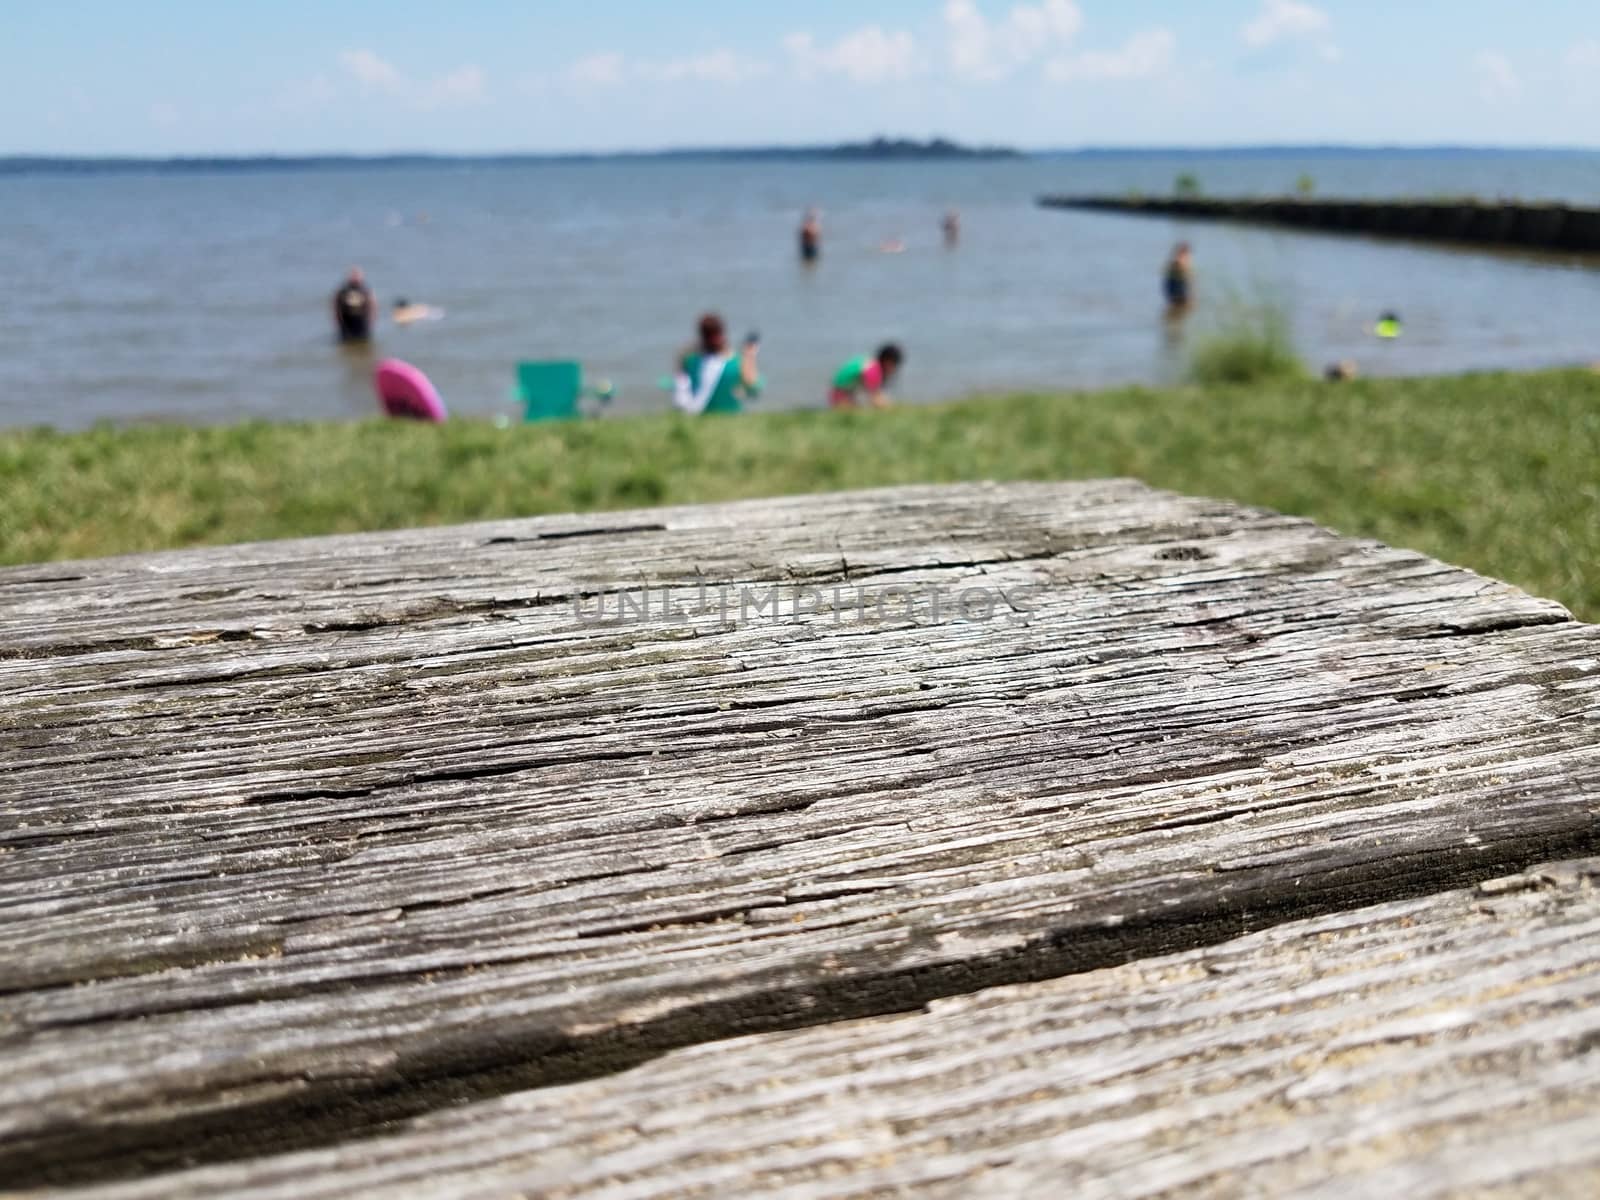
[
  {"left": 1163, "top": 243, "right": 1193, "bottom": 312},
  {"left": 333, "top": 267, "right": 375, "bottom": 343}
]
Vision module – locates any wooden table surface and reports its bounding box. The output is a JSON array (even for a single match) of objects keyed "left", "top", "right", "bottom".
[{"left": 3, "top": 481, "right": 1597, "bottom": 1196}]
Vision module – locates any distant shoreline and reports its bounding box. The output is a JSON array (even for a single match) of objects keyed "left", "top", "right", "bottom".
[
  {"left": 5, "top": 142, "right": 1598, "bottom": 178},
  {"left": 0, "top": 138, "right": 1021, "bottom": 178}
]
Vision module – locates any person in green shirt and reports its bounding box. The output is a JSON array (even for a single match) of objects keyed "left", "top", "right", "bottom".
[
  {"left": 673, "top": 314, "right": 762, "bottom": 415},
  {"left": 830, "top": 344, "right": 904, "bottom": 409}
]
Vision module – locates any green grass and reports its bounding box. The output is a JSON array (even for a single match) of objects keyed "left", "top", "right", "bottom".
[{"left": 3, "top": 369, "right": 1598, "bottom": 619}]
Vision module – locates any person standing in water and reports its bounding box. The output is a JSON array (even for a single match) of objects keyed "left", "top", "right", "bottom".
[
  {"left": 942, "top": 209, "right": 961, "bottom": 248},
  {"left": 673, "top": 314, "right": 762, "bottom": 415},
  {"left": 332, "top": 267, "right": 375, "bottom": 344},
  {"left": 830, "top": 344, "right": 904, "bottom": 410},
  {"left": 799, "top": 208, "right": 822, "bottom": 265},
  {"left": 1163, "top": 243, "right": 1194, "bottom": 313}
]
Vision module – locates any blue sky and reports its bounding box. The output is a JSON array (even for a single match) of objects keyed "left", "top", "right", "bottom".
[{"left": 7, "top": 1, "right": 1600, "bottom": 154}]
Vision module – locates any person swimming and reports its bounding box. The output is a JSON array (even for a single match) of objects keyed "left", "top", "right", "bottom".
[
  {"left": 333, "top": 267, "right": 375, "bottom": 344},
  {"left": 799, "top": 208, "right": 822, "bottom": 265},
  {"left": 1375, "top": 311, "right": 1403, "bottom": 339},
  {"left": 830, "top": 344, "right": 904, "bottom": 410},
  {"left": 392, "top": 298, "right": 444, "bottom": 326},
  {"left": 673, "top": 314, "right": 762, "bottom": 415},
  {"left": 1163, "top": 243, "right": 1194, "bottom": 311}
]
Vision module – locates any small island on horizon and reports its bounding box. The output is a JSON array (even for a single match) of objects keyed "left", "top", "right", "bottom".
[{"left": 0, "top": 137, "right": 1023, "bottom": 177}]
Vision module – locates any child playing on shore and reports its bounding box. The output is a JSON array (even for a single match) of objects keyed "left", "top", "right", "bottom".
[{"left": 829, "top": 344, "right": 904, "bottom": 409}]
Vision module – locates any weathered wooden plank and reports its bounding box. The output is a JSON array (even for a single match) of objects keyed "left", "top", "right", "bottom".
[
  {"left": 44, "top": 858, "right": 1600, "bottom": 1199},
  {"left": 2, "top": 482, "right": 1597, "bottom": 1188}
]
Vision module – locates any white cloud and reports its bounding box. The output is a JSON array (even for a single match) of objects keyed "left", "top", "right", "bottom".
[
  {"left": 340, "top": 49, "right": 401, "bottom": 90},
  {"left": 424, "top": 65, "right": 487, "bottom": 107},
  {"left": 568, "top": 52, "right": 627, "bottom": 87},
  {"left": 1475, "top": 51, "right": 1520, "bottom": 102},
  {"left": 1049, "top": 28, "right": 1176, "bottom": 82},
  {"left": 1563, "top": 42, "right": 1600, "bottom": 99},
  {"left": 944, "top": 0, "right": 1082, "bottom": 81},
  {"left": 564, "top": 49, "right": 768, "bottom": 88},
  {"left": 1242, "top": 0, "right": 1331, "bottom": 48},
  {"left": 336, "top": 50, "right": 485, "bottom": 108},
  {"left": 785, "top": 27, "right": 919, "bottom": 84},
  {"left": 1566, "top": 41, "right": 1600, "bottom": 71},
  {"left": 643, "top": 51, "right": 770, "bottom": 85}
]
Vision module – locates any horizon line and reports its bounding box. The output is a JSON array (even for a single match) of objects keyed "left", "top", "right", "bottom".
[{"left": 5, "top": 141, "right": 1600, "bottom": 163}]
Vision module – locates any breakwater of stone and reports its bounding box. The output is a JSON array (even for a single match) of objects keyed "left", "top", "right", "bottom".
[{"left": 1039, "top": 195, "right": 1600, "bottom": 254}]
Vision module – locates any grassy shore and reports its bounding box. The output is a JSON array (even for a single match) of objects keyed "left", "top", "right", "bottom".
[{"left": 4, "top": 369, "right": 1597, "bottom": 619}]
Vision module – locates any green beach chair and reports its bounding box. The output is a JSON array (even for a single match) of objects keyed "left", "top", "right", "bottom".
[
  {"left": 515, "top": 361, "right": 616, "bottom": 423},
  {"left": 517, "top": 361, "right": 582, "bottom": 422}
]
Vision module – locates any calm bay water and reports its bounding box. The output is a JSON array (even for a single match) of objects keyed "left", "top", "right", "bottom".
[{"left": 3, "top": 151, "right": 1600, "bottom": 430}]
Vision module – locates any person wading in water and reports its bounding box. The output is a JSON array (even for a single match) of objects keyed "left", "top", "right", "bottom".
[
  {"left": 333, "top": 267, "right": 376, "bottom": 344},
  {"left": 799, "top": 208, "right": 822, "bottom": 265},
  {"left": 1163, "top": 243, "right": 1194, "bottom": 314}
]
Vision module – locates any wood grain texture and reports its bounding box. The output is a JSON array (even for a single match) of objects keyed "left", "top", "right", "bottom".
[
  {"left": 50, "top": 858, "right": 1600, "bottom": 1200},
  {"left": 2, "top": 482, "right": 1598, "bottom": 1189}
]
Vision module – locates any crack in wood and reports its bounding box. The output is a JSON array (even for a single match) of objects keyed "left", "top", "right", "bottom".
[
  {"left": 1421, "top": 613, "right": 1575, "bottom": 638},
  {"left": 8, "top": 826, "right": 1600, "bottom": 1190},
  {"left": 482, "top": 523, "right": 670, "bottom": 545}
]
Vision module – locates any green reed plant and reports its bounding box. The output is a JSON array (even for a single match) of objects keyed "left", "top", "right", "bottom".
[{"left": 1188, "top": 296, "right": 1307, "bottom": 386}]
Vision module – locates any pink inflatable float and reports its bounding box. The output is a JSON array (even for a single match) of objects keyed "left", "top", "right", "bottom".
[{"left": 374, "top": 359, "right": 447, "bottom": 423}]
